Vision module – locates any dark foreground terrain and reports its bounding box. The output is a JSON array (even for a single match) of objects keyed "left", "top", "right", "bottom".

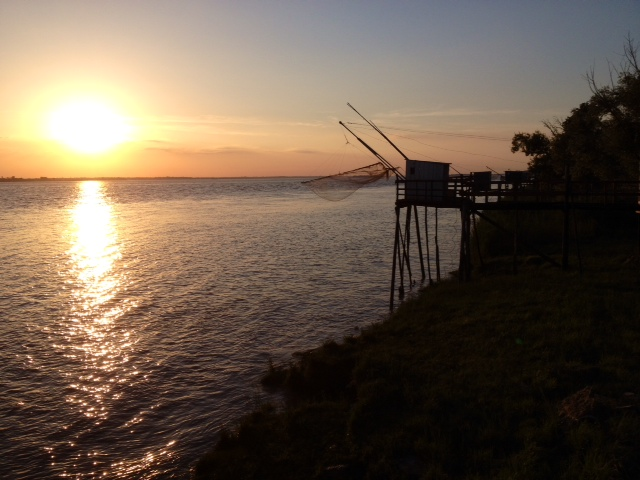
[{"left": 194, "top": 235, "right": 640, "bottom": 479}]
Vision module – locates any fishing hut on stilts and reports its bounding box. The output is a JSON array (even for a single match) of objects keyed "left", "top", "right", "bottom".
[
  {"left": 336, "top": 105, "right": 464, "bottom": 310},
  {"left": 304, "top": 105, "right": 640, "bottom": 311}
]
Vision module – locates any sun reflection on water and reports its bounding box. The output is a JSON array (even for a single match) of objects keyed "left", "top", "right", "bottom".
[
  {"left": 60, "top": 181, "right": 136, "bottom": 422},
  {"left": 51, "top": 181, "right": 180, "bottom": 478},
  {"left": 69, "top": 182, "right": 122, "bottom": 314}
]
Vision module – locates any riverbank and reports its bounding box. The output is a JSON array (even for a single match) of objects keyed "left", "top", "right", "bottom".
[{"left": 194, "top": 236, "right": 640, "bottom": 479}]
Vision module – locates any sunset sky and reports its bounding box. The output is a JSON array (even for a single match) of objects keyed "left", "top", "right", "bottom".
[{"left": 1, "top": 1, "right": 639, "bottom": 178}]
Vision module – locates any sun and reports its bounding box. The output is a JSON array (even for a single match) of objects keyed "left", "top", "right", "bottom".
[{"left": 47, "top": 99, "right": 132, "bottom": 154}]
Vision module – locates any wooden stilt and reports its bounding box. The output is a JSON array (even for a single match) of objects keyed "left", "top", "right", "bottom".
[
  {"left": 637, "top": 214, "right": 640, "bottom": 257},
  {"left": 513, "top": 206, "right": 519, "bottom": 275},
  {"left": 467, "top": 209, "right": 473, "bottom": 278},
  {"left": 459, "top": 200, "right": 472, "bottom": 282},
  {"left": 562, "top": 208, "right": 570, "bottom": 271},
  {"left": 562, "top": 165, "right": 571, "bottom": 270},
  {"left": 464, "top": 201, "right": 472, "bottom": 280},
  {"left": 425, "top": 207, "right": 433, "bottom": 285},
  {"left": 459, "top": 205, "right": 466, "bottom": 282},
  {"left": 573, "top": 209, "right": 583, "bottom": 276},
  {"left": 474, "top": 210, "right": 561, "bottom": 269},
  {"left": 390, "top": 206, "right": 401, "bottom": 310},
  {"left": 435, "top": 207, "right": 441, "bottom": 282},
  {"left": 472, "top": 211, "right": 484, "bottom": 269},
  {"left": 404, "top": 206, "right": 413, "bottom": 286},
  {"left": 414, "top": 205, "right": 426, "bottom": 282},
  {"left": 397, "top": 208, "right": 407, "bottom": 300}
]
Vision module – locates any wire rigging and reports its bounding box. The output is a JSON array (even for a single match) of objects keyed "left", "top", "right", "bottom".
[
  {"left": 390, "top": 132, "right": 526, "bottom": 163},
  {"left": 303, "top": 104, "right": 530, "bottom": 202},
  {"left": 345, "top": 122, "right": 512, "bottom": 141},
  {"left": 348, "top": 122, "right": 527, "bottom": 166}
]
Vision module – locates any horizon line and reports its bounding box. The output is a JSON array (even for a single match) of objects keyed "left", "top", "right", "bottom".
[{"left": 0, "top": 175, "right": 318, "bottom": 182}]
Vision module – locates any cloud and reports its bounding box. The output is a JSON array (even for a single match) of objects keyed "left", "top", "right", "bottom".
[
  {"left": 285, "top": 148, "right": 323, "bottom": 155},
  {"left": 143, "top": 144, "right": 264, "bottom": 156},
  {"left": 197, "top": 147, "right": 264, "bottom": 156},
  {"left": 138, "top": 114, "right": 326, "bottom": 129},
  {"left": 377, "top": 107, "right": 523, "bottom": 120}
]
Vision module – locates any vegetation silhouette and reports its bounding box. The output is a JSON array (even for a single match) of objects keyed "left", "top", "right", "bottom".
[{"left": 512, "top": 36, "right": 639, "bottom": 183}]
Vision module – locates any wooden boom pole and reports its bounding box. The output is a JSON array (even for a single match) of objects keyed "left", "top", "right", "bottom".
[
  {"left": 339, "top": 121, "right": 402, "bottom": 178},
  {"left": 347, "top": 103, "right": 410, "bottom": 163}
]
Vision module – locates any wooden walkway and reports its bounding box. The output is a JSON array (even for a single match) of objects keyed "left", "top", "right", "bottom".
[
  {"left": 396, "top": 176, "right": 640, "bottom": 211},
  {"left": 389, "top": 176, "right": 639, "bottom": 309}
]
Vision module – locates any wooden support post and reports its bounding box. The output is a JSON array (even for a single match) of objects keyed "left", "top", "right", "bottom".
[
  {"left": 512, "top": 206, "right": 519, "bottom": 275},
  {"left": 425, "top": 207, "right": 433, "bottom": 285},
  {"left": 459, "top": 203, "right": 466, "bottom": 282},
  {"left": 397, "top": 209, "right": 406, "bottom": 300},
  {"left": 404, "top": 206, "right": 413, "bottom": 286},
  {"left": 459, "top": 200, "right": 472, "bottom": 282},
  {"left": 562, "top": 208, "right": 570, "bottom": 270},
  {"left": 472, "top": 212, "right": 484, "bottom": 269},
  {"left": 465, "top": 203, "right": 472, "bottom": 280},
  {"left": 390, "top": 206, "right": 401, "bottom": 310},
  {"left": 562, "top": 165, "right": 571, "bottom": 270},
  {"left": 573, "top": 208, "right": 583, "bottom": 276},
  {"left": 414, "top": 205, "right": 426, "bottom": 282},
  {"left": 637, "top": 213, "right": 640, "bottom": 257},
  {"left": 435, "top": 207, "right": 441, "bottom": 282},
  {"left": 467, "top": 207, "right": 472, "bottom": 279},
  {"left": 475, "top": 210, "right": 561, "bottom": 269}
]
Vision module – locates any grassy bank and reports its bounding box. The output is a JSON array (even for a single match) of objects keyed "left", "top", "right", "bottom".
[{"left": 194, "top": 236, "right": 639, "bottom": 479}]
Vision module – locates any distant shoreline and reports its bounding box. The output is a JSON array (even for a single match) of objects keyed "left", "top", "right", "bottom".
[{"left": 0, "top": 176, "right": 312, "bottom": 182}]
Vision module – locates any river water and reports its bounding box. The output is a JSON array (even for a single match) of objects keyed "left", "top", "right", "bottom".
[{"left": 0, "top": 178, "right": 459, "bottom": 479}]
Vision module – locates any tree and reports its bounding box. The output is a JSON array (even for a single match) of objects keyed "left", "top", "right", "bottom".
[
  {"left": 510, "top": 130, "right": 555, "bottom": 180},
  {"left": 512, "top": 37, "right": 640, "bottom": 182}
]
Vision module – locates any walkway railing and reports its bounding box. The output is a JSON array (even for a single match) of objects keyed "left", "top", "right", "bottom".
[{"left": 396, "top": 177, "right": 640, "bottom": 210}]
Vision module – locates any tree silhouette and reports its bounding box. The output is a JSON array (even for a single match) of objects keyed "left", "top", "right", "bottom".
[{"left": 512, "top": 36, "right": 640, "bottom": 182}]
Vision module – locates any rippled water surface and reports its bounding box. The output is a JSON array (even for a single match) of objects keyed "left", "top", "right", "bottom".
[{"left": 0, "top": 178, "right": 459, "bottom": 479}]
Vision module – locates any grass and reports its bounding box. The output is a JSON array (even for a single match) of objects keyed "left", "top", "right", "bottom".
[{"left": 193, "top": 230, "right": 640, "bottom": 479}]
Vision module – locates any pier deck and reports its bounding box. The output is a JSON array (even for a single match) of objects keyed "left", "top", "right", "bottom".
[
  {"left": 389, "top": 175, "right": 639, "bottom": 309},
  {"left": 396, "top": 177, "right": 639, "bottom": 211}
]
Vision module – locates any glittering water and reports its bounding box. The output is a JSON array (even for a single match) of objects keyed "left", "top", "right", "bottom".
[{"left": 0, "top": 178, "right": 459, "bottom": 479}]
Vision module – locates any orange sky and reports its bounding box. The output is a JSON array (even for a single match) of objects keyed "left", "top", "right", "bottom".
[{"left": 1, "top": 2, "right": 638, "bottom": 178}]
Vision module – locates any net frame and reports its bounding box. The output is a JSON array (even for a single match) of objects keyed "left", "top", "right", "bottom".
[{"left": 302, "top": 162, "right": 393, "bottom": 201}]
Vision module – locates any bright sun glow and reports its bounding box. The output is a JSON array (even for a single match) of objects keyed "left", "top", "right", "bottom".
[{"left": 47, "top": 100, "right": 132, "bottom": 154}]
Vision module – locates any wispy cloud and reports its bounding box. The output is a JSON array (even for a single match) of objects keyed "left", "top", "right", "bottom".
[
  {"left": 284, "top": 148, "right": 323, "bottom": 155},
  {"left": 136, "top": 114, "right": 326, "bottom": 129},
  {"left": 376, "top": 107, "right": 523, "bottom": 120},
  {"left": 144, "top": 143, "right": 264, "bottom": 156}
]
